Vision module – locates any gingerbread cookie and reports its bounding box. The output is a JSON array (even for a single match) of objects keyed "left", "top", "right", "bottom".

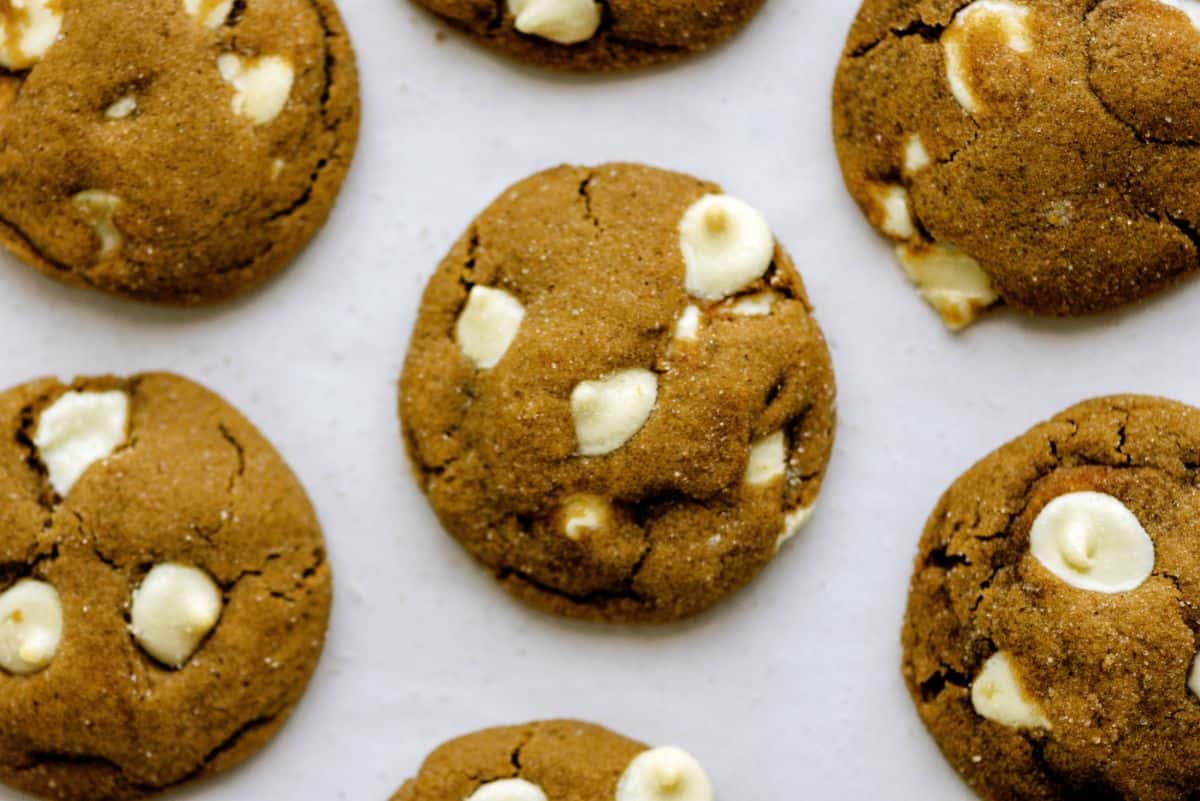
[
  {"left": 0, "top": 372, "right": 330, "bottom": 801},
  {"left": 391, "top": 720, "right": 714, "bottom": 801},
  {"left": 0, "top": 0, "right": 359, "bottom": 304},
  {"left": 834, "top": 0, "right": 1200, "bottom": 329},
  {"left": 904, "top": 395, "right": 1200, "bottom": 800},
  {"left": 411, "top": 0, "right": 765, "bottom": 72},
  {"left": 400, "top": 163, "right": 836, "bottom": 623}
]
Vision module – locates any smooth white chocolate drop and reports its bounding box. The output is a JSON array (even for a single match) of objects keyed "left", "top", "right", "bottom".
[
  {"left": 972, "top": 652, "right": 1050, "bottom": 729},
  {"left": 217, "top": 53, "right": 294, "bottom": 125},
  {"left": 1029, "top": 492, "right": 1155, "bottom": 593},
  {"left": 571, "top": 369, "right": 657, "bottom": 456},
  {"left": 616, "top": 746, "right": 714, "bottom": 801},
  {"left": 34, "top": 390, "right": 129, "bottom": 497},
  {"left": 466, "top": 779, "right": 547, "bottom": 801},
  {"left": 507, "top": 0, "right": 601, "bottom": 44},
  {"left": 745, "top": 431, "right": 786, "bottom": 486},
  {"left": 455, "top": 286, "right": 526, "bottom": 369},
  {"left": 130, "top": 564, "right": 223, "bottom": 668},
  {"left": 0, "top": 580, "right": 63, "bottom": 675},
  {"left": 679, "top": 195, "right": 775, "bottom": 301}
]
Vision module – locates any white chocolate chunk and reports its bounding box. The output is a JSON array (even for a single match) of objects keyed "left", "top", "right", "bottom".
[
  {"left": 617, "top": 746, "right": 714, "bottom": 801},
  {"left": 1156, "top": 0, "right": 1200, "bottom": 29},
  {"left": 679, "top": 194, "right": 775, "bottom": 301},
  {"left": 745, "top": 431, "right": 786, "bottom": 486},
  {"left": 571, "top": 369, "right": 657, "bottom": 456},
  {"left": 727, "top": 292, "right": 776, "bottom": 317},
  {"left": 778, "top": 505, "right": 814, "bottom": 550},
  {"left": 217, "top": 53, "right": 294, "bottom": 125},
  {"left": 972, "top": 652, "right": 1050, "bottom": 729},
  {"left": 456, "top": 286, "right": 526, "bottom": 369},
  {"left": 0, "top": 580, "right": 63, "bottom": 675},
  {"left": 507, "top": 0, "right": 601, "bottom": 44},
  {"left": 73, "top": 191, "right": 124, "bottom": 257},
  {"left": 943, "top": 0, "right": 1033, "bottom": 114},
  {"left": 1189, "top": 652, "right": 1200, "bottom": 699},
  {"left": 467, "top": 779, "right": 547, "bottom": 801},
  {"left": 0, "top": 0, "right": 63, "bottom": 70},
  {"left": 34, "top": 390, "right": 129, "bottom": 497},
  {"left": 904, "top": 134, "right": 932, "bottom": 175},
  {"left": 184, "top": 0, "right": 234, "bottom": 28},
  {"left": 562, "top": 494, "right": 609, "bottom": 541},
  {"left": 130, "top": 564, "right": 223, "bottom": 668},
  {"left": 674, "top": 305, "right": 702, "bottom": 342},
  {"left": 895, "top": 242, "right": 999, "bottom": 331},
  {"left": 105, "top": 96, "right": 138, "bottom": 120},
  {"left": 870, "top": 184, "right": 916, "bottom": 240},
  {"left": 1029, "top": 492, "right": 1155, "bottom": 594}
]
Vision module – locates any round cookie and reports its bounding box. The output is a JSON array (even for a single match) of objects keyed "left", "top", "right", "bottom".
[
  {"left": 411, "top": 0, "right": 765, "bottom": 72},
  {"left": 400, "top": 162, "right": 836, "bottom": 623},
  {"left": 391, "top": 720, "right": 714, "bottom": 801},
  {"left": 0, "top": 372, "right": 330, "bottom": 801},
  {"left": 833, "top": 0, "right": 1200, "bottom": 329},
  {"left": 0, "top": 0, "right": 359, "bottom": 304},
  {"left": 903, "top": 395, "right": 1200, "bottom": 800}
]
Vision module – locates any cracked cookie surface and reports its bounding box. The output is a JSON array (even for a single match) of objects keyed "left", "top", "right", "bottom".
[
  {"left": 400, "top": 163, "right": 836, "bottom": 623},
  {"left": 390, "top": 720, "right": 646, "bottom": 801},
  {"left": 903, "top": 395, "right": 1200, "bottom": 800},
  {"left": 410, "top": 0, "right": 765, "bottom": 72},
  {"left": 0, "top": 372, "right": 331, "bottom": 801},
  {"left": 0, "top": 0, "right": 359, "bottom": 305},
  {"left": 833, "top": 0, "right": 1200, "bottom": 326}
]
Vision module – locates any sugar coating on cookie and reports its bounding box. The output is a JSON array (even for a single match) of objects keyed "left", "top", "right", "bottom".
[
  {"left": 130, "top": 563, "right": 223, "bottom": 668},
  {"left": 904, "top": 395, "right": 1200, "bottom": 801},
  {"left": 33, "top": 389, "right": 129, "bottom": 497},
  {"left": 401, "top": 164, "right": 836, "bottom": 623},
  {"left": 616, "top": 746, "right": 714, "bottom": 801},
  {"left": 835, "top": 0, "right": 1200, "bottom": 324},
  {"left": 0, "top": 580, "right": 63, "bottom": 676}
]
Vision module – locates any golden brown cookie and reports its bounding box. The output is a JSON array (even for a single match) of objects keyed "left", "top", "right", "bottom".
[
  {"left": 0, "top": 0, "right": 359, "bottom": 305},
  {"left": 391, "top": 720, "right": 715, "bottom": 801},
  {"left": 833, "top": 0, "right": 1200, "bottom": 329},
  {"left": 411, "top": 0, "right": 765, "bottom": 72},
  {"left": 904, "top": 395, "right": 1200, "bottom": 801},
  {"left": 0, "top": 372, "right": 330, "bottom": 801},
  {"left": 400, "top": 163, "right": 836, "bottom": 623}
]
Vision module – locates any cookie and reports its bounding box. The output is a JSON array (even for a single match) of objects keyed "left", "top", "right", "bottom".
[
  {"left": 399, "top": 163, "right": 836, "bottom": 623},
  {"left": 390, "top": 720, "right": 714, "bottom": 801},
  {"left": 833, "top": 0, "right": 1200, "bottom": 329},
  {"left": 0, "top": 372, "right": 330, "bottom": 801},
  {"left": 0, "top": 0, "right": 359, "bottom": 304},
  {"left": 411, "top": 0, "right": 765, "bottom": 72},
  {"left": 903, "top": 395, "right": 1200, "bottom": 800}
]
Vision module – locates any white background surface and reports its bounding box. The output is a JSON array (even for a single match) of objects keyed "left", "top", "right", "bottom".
[{"left": 3, "top": 1, "right": 1199, "bottom": 799}]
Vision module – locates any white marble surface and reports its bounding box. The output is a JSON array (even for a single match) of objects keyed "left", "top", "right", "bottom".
[{"left": 3, "top": 1, "right": 1199, "bottom": 799}]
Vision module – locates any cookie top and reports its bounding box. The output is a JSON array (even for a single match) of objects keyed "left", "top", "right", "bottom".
[
  {"left": 904, "top": 395, "right": 1200, "bottom": 800},
  {"left": 0, "top": 0, "right": 359, "bottom": 305},
  {"left": 833, "top": 0, "right": 1200, "bottom": 328},
  {"left": 0, "top": 373, "right": 330, "bottom": 801},
  {"left": 400, "top": 163, "right": 836, "bottom": 623},
  {"left": 411, "top": 0, "right": 765, "bottom": 71},
  {"left": 391, "top": 720, "right": 715, "bottom": 801}
]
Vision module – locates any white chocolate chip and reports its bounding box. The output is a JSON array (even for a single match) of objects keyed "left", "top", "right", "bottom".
[
  {"left": 184, "top": 0, "right": 234, "bottom": 28},
  {"left": 507, "top": 0, "right": 601, "bottom": 45},
  {"left": 972, "top": 652, "right": 1050, "bottom": 729},
  {"left": 870, "top": 184, "right": 916, "bottom": 240},
  {"left": 456, "top": 286, "right": 526, "bottom": 370},
  {"left": 778, "top": 505, "right": 814, "bottom": 550},
  {"left": 33, "top": 390, "right": 129, "bottom": 497},
  {"left": 0, "top": 580, "right": 63, "bottom": 676},
  {"left": 904, "top": 133, "right": 932, "bottom": 175},
  {"left": 679, "top": 194, "right": 775, "bottom": 301},
  {"left": 562, "top": 494, "right": 609, "bottom": 541},
  {"left": 130, "top": 564, "right": 223, "bottom": 668},
  {"left": 0, "top": 0, "right": 63, "bottom": 71},
  {"left": 1156, "top": 0, "right": 1200, "bottom": 28},
  {"left": 1029, "top": 492, "right": 1155, "bottom": 594},
  {"left": 217, "top": 53, "right": 294, "bottom": 125},
  {"left": 616, "top": 746, "right": 714, "bottom": 801},
  {"left": 467, "top": 779, "right": 548, "bottom": 801},
  {"left": 726, "top": 292, "right": 776, "bottom": 317},
  {"left": 745, "top": 431, "right": 785, "bottom": 487},
  {"left": 673, "top": 305, "right": 702, "bottom": 342},
  {"left": 895, "top": 242, "right": 999, "bottom": 331},
  {"left": 72, "top": 191, "right": 124, "bottom": 257},
  {"left": 271, "top": 158, "right": 286, "bottom": 179},
  {"left": 104, "top": 96, "right": 138, "bottom": 120},
  {"left": 1189, "top": 652, "right": 1200, "bottom": 699},
  {"left": 571, "top": 369, "right": 657, "bottom": 456},
  {"left": 943, "top": 0, "right": 1033, "bottom": 114}
]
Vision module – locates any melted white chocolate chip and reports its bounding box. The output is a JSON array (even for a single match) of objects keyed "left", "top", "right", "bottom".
[
  {"left": 778, "top": 505, "right": 815, "bottom": 550},
  {"left": 130, "top": 564, "right": 223, "bottom": 668},
  {"left": 972, "top": 652, "right": 1050, "bottom": 729},
  {"left": 679, "top": 194, "right": 775, "bottom": 301},
  {"left": 508, "top": 0, "right": 601, "bottom": 44},
  {"left": 0, "top": 0, "right": 63, "bottom": 70},
  {"left": 456, "top": 286, "right": 526, "bottom": 369},
  {"left": 105, "top": 96, "right": 138, "bottom": 120},
  {"left": 562, "top": 494, "right": 609, "bottom": 541},
  {"left": 943, "top": 0, "right": 1033, "bottom": 114},
  {"left": 904, "top": 133, "right": 932, "bottom": 175},
  {"left": 673, "top": 305, "right": 702, "bottom": 342},
  {"left": 616, "top": 746, "right": 714, "bottom": 801},
  {"left": 870, "top": 184, "right": 916, "bottom": 240},
  {"left": 571, "top": 369, "right": 657, "bottom": 456},
  {"left": 184, "top": 0, "right": 234, "bottom": 28},
  {"left": 895, "top": 242, "right": 999, "bottom": 330},
  {"left": 0, "top": 580, "right": 63, "bottom": 675},
  {"left": 726, "top": 292, "right": 776, "bottom": 318},
  {"left": 467, "top": 779, "right": 547, "bottom": 801},
  {"left": 217, "top": 53, "right": 294, "bottom": 125},
  {"left": 73, "top": 191, "right": 124, "bottom": 258},
  {"left": 34, "top": 390, "right": 129, "bottom": 497},
  {"left": 1029, "top": 492, "right": 1155, "bottom": 593},
  {"left": 745, "top": 431, "right": 785, "bottom": 486}
]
